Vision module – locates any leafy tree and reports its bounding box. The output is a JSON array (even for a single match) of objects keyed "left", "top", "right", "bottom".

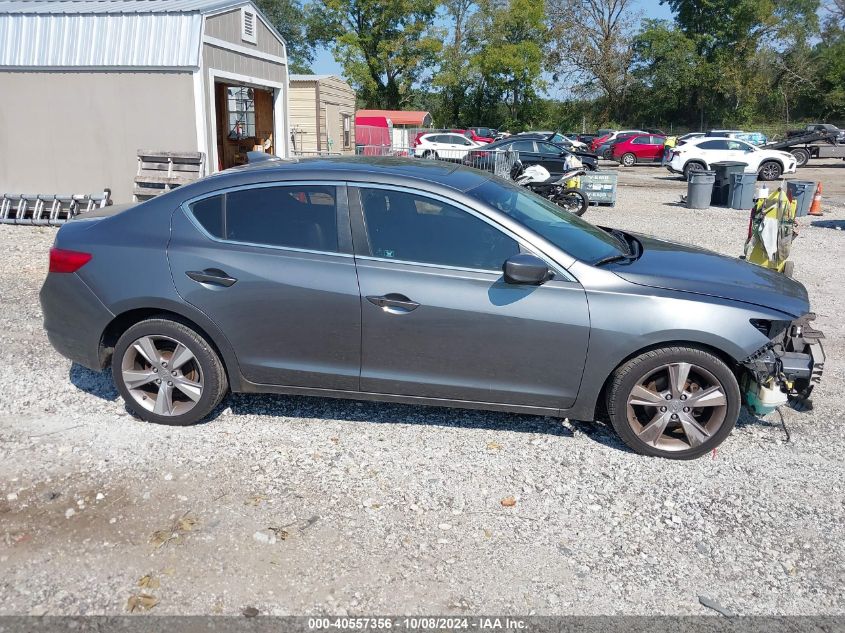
[
  {"left": 471, "top": 0, "right": 546, "bottom": 127},
  {"left": 306, "top": 0, "right": 442, "bottom": 108},
  {"left": 255, "top": 0, "right": 315, "bottom": 72},
  {"left": 432, "top": 0, "right": 478, "bottom": 125},
  {"left": 547, "top": 0, "right": 636, "bottom": 120}
]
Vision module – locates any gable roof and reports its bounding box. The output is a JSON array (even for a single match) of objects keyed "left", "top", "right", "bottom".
[{"left": 0, "top": 0, "right": 285, "bottom": 69}]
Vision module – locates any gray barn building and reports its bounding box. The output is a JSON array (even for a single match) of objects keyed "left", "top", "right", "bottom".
[{"left": 0, "top": 0, "right": 290, "bottom": 202}]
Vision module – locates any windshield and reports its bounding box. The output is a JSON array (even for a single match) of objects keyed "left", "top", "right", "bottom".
[{"left": 466, "top": 179, "right": 627, "bottom": 264}]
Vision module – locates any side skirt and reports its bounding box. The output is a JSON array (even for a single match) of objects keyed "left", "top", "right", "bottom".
[{"left": 236, "top": 380, "right": 562, "bottom": 417}]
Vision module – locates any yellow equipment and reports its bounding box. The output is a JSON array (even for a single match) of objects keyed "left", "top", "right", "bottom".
[{"left": 743, "top": 186, "right": 797, "bottom": 274}]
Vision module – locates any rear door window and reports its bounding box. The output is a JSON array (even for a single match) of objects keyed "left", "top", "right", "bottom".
[
  {"left": 697, "top": 140, "right": 730, "bottom": 150},
  {"left": 510, "top": 140, "right": 536, "bottom": 153},
  {"left": 189, "top": 185, "right": 339, "bottom": 253},
  {"left": 359, "top": 188, "right": 519, "bottom": 270}
]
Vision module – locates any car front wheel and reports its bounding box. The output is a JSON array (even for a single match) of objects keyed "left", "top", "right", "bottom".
[
  {"left": 112, "top": 317, "right": 228, "bottom": 426},
  {"left": 758, "top": 161, "right": 783, "bottom": 181},
  {"left": 621, "top": 152, "right": 636, "bottom": 167},
  {"left": 606, "top": 346, "right": 740, "bottom": 459}
]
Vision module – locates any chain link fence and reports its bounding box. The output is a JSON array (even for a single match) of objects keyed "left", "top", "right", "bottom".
[{"left": 353, "top": 145, "right": 519, "bottom": 180}]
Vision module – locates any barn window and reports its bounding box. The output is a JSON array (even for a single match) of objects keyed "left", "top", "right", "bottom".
[
  {"left": 241, "top": 7, "right": 257, "bottom": 44},
  {"left": 227, "top": 86, "right": 256, "bottom": 139},
  {"left": 343, "top": 115, "right": 351, "bottom": 148}
]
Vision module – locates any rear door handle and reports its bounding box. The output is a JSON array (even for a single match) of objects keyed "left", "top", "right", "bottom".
[
  {"left": 366, "top": 293, "right": 420, "bottom": 313},
  {"left": 186, "top": 268, "right": 238, "bottom": 287}
]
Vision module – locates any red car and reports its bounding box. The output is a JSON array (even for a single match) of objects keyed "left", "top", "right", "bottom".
[
  {"left": 590, "top": 133, "right": 612, "bottom": 152},
  {"left": 611, "top": 133, "right": 667, "bottom": 166},
  {"left": 451, "top": 128, "right": 495, "bottom": 144}
]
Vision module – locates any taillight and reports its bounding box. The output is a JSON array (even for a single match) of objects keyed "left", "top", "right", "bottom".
[{"left": 49, "top": 247, "right": 92, "bottom": 273}]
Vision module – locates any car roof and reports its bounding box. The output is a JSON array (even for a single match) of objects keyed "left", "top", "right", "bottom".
[{"left": 180, "top": 156, "right": 497, "bottom": 196}]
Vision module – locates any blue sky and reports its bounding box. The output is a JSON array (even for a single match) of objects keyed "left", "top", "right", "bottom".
[{"left": 309, "top": 0, "right": 674, "bottom": 77}]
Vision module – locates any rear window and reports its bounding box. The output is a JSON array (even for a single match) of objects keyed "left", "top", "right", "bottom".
[{"left": 189, "top": 185, "right": 339, "bottom": 252}]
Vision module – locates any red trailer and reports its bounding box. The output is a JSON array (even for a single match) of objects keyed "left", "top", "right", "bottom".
[{"left": 354, "top": 115, "right": 393, "bottom": 155}]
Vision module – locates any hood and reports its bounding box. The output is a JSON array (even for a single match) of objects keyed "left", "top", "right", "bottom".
[{"left": 606, "top": 233, "right": 810, "bottom": 317}]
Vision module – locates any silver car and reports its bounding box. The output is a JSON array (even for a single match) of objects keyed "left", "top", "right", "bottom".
[{"left": 40, "top": 158, "right": 824, "bottom": 459}]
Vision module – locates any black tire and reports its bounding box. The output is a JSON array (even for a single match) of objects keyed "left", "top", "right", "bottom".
[
  {"left": 112, "top": 317, "right": 228, "bottom": 426},
  {"left": 621, "top": 152, "right": 636, "bottom": 167},
  {"left": 683, "top": 161, "right": 706, "bottom": 180},
  {"left": 423, "top": 150, "right": 437, "bottom": 160},
  {"left": 553, "top": 187, "right": 589, "bottom": 216},
  {"left": 790, "top": 148, "right": 810, "bottom": 167},
  {"left": 758, "top": 161, "right": 782, "bottom": 181},
  {"left": 606, "top": 346, "right": 740, "bottom": 459}
]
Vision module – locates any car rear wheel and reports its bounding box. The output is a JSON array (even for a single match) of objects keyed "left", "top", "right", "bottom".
[
  {"left": 758, "top": 161, "right": 782, "bottom": 181},
  {"left": 682, "top": 161, "right": 706, "bottom": 180},
  {"left": 112, "top": 317, "right": 228, "bottom": 426},
  {"left": 621, "top": 152, "right": 636, "bottom": 167},
  {"left": 422, "top": 150, "right": 438, "bottom": 160},
  {"left": 606, "top": 347, "right": 740, "bottom": 459}
]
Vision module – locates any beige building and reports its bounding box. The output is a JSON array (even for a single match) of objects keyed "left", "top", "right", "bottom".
[
  {"left": 289, "top": 75, "right": 356, "bottom": 155},
  {"left": 0, "top": 0, "right": 291, "bottom": 202}
]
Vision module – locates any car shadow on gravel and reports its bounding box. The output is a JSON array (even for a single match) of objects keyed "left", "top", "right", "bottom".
[
  {"left": 70, "top": 363, "right": 119, "bottom": 401},
  {"left": 810, "top": 219, "right": 845, "bottom": 230},
  {"left": 221, "top": 391, "right": 586, "bottom": 438},
  {"left": 70, "top": 363, "right": 783, "bottom": 450}
]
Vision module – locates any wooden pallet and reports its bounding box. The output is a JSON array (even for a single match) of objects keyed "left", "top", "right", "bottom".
[{"left": 134, "top": 150, "right": 205, "bottom": 202}]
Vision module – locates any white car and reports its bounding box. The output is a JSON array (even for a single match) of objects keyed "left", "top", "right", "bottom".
[
  {"left": 414, "top": 132, "right": 484, "bottom": 161},
  {"left": 667, "top": 137, "right": 797, "bottom": 181}
]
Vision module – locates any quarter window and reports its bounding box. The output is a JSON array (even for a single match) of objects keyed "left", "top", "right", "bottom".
[
  {"left": 189, "top": 185, "right": 339, "bottom": 252},
  {"left": 359, "top": 188, "right": 518, "bottom": 270}
]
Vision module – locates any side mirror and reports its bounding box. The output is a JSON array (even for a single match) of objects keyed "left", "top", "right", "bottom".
[{"left": 502, "top": 254, "right": 553, "bottom": 285}]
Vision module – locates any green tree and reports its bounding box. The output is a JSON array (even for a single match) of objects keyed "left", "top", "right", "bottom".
[
  {"left": 306, "top": 0, "right": 442, "bottom": 108},
  {"left": 432, "top": 0, "right": 478, "bottom": 126},
  {"left": 255, "top": 0, "right": 315, "bottom": 72},
  {"left": 546, "top": 0, "right": 636, "bottom": 121},
  {"left": 470, "top": 0, "right": 546, "bottom": 128}
]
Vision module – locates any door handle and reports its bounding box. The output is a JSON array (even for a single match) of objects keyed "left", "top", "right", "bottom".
[
  {"left": 186, "top": 268, "right": 238, "bottom": 287},
  {"left": 366, "top": 293, "right": 420, "bottom": 313}
]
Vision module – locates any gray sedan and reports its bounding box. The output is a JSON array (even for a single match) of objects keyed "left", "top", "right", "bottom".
[{"left": 40, "top": 157, "right": 824, "bottom": 459}]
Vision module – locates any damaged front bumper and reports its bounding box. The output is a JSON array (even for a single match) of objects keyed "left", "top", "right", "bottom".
[{"left": 741, "top": 313, "right": 825, "bottom": 415}]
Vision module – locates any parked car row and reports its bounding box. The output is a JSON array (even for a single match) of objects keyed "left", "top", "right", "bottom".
[{"left": 580, "top": 127, "right": 798, "bottom": 181}]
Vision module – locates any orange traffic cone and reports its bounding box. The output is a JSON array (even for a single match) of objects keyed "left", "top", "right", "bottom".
[{"left": 808, "top": 183, "right": 823, "bottom": 216}]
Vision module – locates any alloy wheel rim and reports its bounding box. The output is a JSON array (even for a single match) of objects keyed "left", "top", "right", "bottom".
[
  {"left": 121, "top": 335, "right": 204, "bottom": 416},
  {"left": 760, "top": 164, "right": 779, "bottom": 180},
  {"left": 623, "top": 154, "right": 634, "bottom": 166},
  {"left": 625, "top": 362, "right": 728, "bottom": 452}
]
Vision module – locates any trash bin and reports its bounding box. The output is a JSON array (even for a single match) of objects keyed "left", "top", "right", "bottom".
[
  {"left": 786, "top": 180, "right": 816, "bottom": 217},
  {"left": 710, "top": 161, "right": 748, "bottom": 206},
  {"left": 687, "top": 170, "right": 715, "bottom": 209},
  {"left": 728, "top": 172, "right": 758, "bottom": 210}
]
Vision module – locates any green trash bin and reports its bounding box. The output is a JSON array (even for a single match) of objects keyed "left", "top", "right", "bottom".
[
  {"left": 728, "top": 172, "right": 758, "bottom": 210},
  {"left": 786, "top": 180, "right": 816, "bottom": 217},
  {"left": 687, "top": 170, "right": 715, "bottom": 209},
  {"left": 710, "top": 161, "right": 748, "bottom": 206}
]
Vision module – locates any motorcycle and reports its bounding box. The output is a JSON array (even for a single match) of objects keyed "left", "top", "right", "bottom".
[{"left": 509, "top": 161, "right": 590, "bottom": 216}]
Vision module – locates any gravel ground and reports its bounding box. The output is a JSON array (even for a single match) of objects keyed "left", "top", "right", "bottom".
[{"left": 1, "top": 163, "right": 844, "bottom": 616}]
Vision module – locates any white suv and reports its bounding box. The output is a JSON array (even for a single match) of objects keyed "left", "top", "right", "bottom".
[
  {"left": 414, "top": 132, "right": 483, "bottom": 161},
  {"left": 667, "top": 137, "right": 797, "bottom": 181}
]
